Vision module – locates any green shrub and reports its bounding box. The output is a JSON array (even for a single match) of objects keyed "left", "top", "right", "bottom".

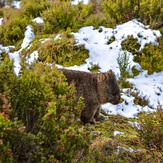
[
  {"left": 101, "top": 0, "right": 140, "bottom": 24},
  {"left": 73, "top": 2, "right": 94, "bottom": 29},
  {"left": 0, "top": 0, "right": 49, "bottom": 46},
  {"left": 88, "top": 62, "right": 100, "bottom": 72},
  {"left": 134, "top": 41, "right": 163, "bottom": 74},
  {"left": 121, "top": 31, "right": 163, "bottom": 76},
  {"left": 117, "top": 52, "right": 132, "bottom": 88},
  {"left": 31, "top": 21, "right": 44, "bottom": 35},
  {"left": 21, "top": 0, "right": 50, "bottom": 19},
  {"left": 0, "top": 59, "right": 91, "bottom": 162},
  {"left": 37, "top": 30, "right": 89, "bottom": 66},
  {"left": 37, "top": 96, "right": 90, "bottom": 162},
  {"left": 0, "top": 16, "right": 29, "bottom": 45},
  {"left": 121, "top": 35, "right": 141, "bottom": 54},
  {"left": 138, "top": 0, "right": 163, "bottom": 27},
  {"left": 0, "top": 91, "right": 43, "bottom": 163},
  {"left": 0, "top": 113, "right": 42, "bottom": 163},
  {"left": 0, "top": 10, "right": 3, "bottom": 17},
  {"left": 0, "top": 113, "right": 14, "bottom": 163},
  {"left": 41, "top": 1, "right": 95, "bottom": 34},
  {"left": 84, "top": 13, "right": 116, "bottom": 28},
  {"left": 100, "top": 0, "right": 163, "bottom": 27},
  {"left": 10, "top": 65, "right": 55, "bottom": 133},
  {"left": 0, "top": 56, "right": 17, "bottom": 93},
  {"left": 41, "top": 1, "right": 77, "bottom": 34}
]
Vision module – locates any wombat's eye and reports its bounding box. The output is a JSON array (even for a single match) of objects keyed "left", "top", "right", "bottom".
[{"left": 112, "top": 92, "right": 116, "bottom": 96}]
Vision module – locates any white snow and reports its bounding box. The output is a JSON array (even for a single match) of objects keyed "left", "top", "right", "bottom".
[
  {"left": 3, "top": 0, "right": 21, "bottom": 9},
  {"left": 69, "top": 20, "right": 162, "bottom": 117},
  {"left": 128, "top": 71, "right": 163, "bottom": 107},
  {"left": 116, "top": 146, "right": 136, "bottom": 155},
  {"left": 26, "top": 51, "right": 38, "bottom": 64},
  {"left": 71, "top": 20, "right": 161, "bottom": 74},
  {"left": 33, "top": 17, "right": 44, "bottom": 24},
  {"left": 128, "top": 121, "right": 140, "bottom": 129},
  {"left": 0, "top": 17, "right": 162, "bottom": 118},
  {"left": 12, "top": 1, "right": 21, "bottom": 9},
  {"left": 114, "top": 131, "right": 124, "bottom": 136},
  {"left": 0, "top": 18, "right": 3, "bottom": 25},
  {"left": 71, "top": 0, "right": 90, "bottom": 5},
  {"left": 21, "top": 25, "right": 35, "bottom": 49},
  {"left": 5, "top": 25, "right": 35, "bottom": 75}
]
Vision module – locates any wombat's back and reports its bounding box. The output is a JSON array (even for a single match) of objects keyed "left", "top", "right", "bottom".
[{"left": 59, "top": 68, "right": 97, "bottom": 97}]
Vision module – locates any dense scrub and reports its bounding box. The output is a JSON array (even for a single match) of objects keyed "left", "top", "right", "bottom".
[
  {"left": 0, "top": 58, "right": 92, "bottom": 162},
  {"left": 0, "top": 0, "right": 163, "bottom": 162},
  {"left": 23, "top": 30, "right": 89, "bottom": 66},
  {"left": 1, "top": 0, "right": 163, "bottom": 45}
]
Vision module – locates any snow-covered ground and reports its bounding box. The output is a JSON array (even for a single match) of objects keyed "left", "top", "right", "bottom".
[
  {"left": 68, "top": 19, "right": 163, "bottom": 117},
  {"left": 0, "top": 2, "right": 162, "bottom": 118}
]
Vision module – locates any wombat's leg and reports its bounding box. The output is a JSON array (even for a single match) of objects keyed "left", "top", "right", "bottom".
[
  {"left": 80, "top": 106, "right": 97, "bottom": 124},
  {"left": 94, "top": 107, "right": 108, "bottom": 121}
]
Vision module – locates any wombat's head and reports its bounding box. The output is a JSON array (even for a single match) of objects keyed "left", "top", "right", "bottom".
[{"left": 97, "top": 70, "right": 120, "bottom": 105}]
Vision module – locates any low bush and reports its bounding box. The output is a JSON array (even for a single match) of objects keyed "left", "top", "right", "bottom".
[
  {"left": 121, "top": 35, "right": 140, "bottom": 54},
  {"left": 37, "top": 30, "right": 89, "bottom": 66},
  {"left": 0, "top": 59, "right": 91, "bottom": 162},
  {"left": 101, "top": 0, "right": 163, "bottom": 27},
  {"left": 41, "top": 1, "right": 77, "bottom": 34},
  {"left": 134, "top": 40, "right": 163, "bottom": 74},
  {"left": 0, "top": 56, "right": 17, "bottom": 93},
  {"left": 83, "top": 13, "right": 116, "bottom": 28},
  {"left": 21, "top": 0, "right": 50, "bottom": 19},
  {"left": 117, "top": 52, "right": 132, "bottom": 88},
  {"left": 136, "top": 104, "right": 163, "bottom": 159},
  {"left": 101, "top": 0, "right": 139, "bottom": 24},
  {"left": 41, "top": 1, "right": 94, "bottom": 34},
  {"left": 0, "top": 16, "right": 29, "bottom": 45}
]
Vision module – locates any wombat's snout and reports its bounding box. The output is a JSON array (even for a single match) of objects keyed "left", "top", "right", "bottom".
[
  {"left": 115, "top": 94, "right": 121, "bottom": 104},
  {"left": 110, "top": 93, "right": 121, "bottom": 105}
]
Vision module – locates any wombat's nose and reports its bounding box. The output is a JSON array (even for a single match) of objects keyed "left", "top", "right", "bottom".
[
  {"left": 113, "top": 94, "right": 121, "bottom": 105},
  {"left": 117, "top": 94, "right": 121, "bottom": 103}
]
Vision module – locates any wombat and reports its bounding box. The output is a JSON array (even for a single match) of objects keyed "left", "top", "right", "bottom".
[{"left": 59, "top": 68, "right": 120, "bottom": 124}]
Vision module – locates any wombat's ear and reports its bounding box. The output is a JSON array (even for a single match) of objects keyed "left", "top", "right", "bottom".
[
  {"left": 97, "top": 73, "right": 106, "bottom": 82},
  {"left": 107, "top": 69, "right": 113, "bottom": 74}
]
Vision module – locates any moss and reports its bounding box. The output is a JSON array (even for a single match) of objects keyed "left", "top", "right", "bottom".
[
  {"left": 84, "top": 114, "right": 149, "bottom": 162},
  {"left": 136, "top": 106, "right": 163, "bottom": 159}
]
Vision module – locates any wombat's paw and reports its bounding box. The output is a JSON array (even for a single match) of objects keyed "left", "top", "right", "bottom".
[
  {"left": 90, "top": 119, "right": 96, "bottom": 125},
  {"left": 95, "top": 114, "right": 109, "bottom": 121}
]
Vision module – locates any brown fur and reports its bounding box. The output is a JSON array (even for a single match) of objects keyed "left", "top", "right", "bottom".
[{"left": 59, "top": 68, "right": 120, "bottom": 124}]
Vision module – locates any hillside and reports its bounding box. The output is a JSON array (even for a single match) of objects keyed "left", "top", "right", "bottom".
[{"left": 0, "top": 0, "right": 163, "bottom": 162}]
